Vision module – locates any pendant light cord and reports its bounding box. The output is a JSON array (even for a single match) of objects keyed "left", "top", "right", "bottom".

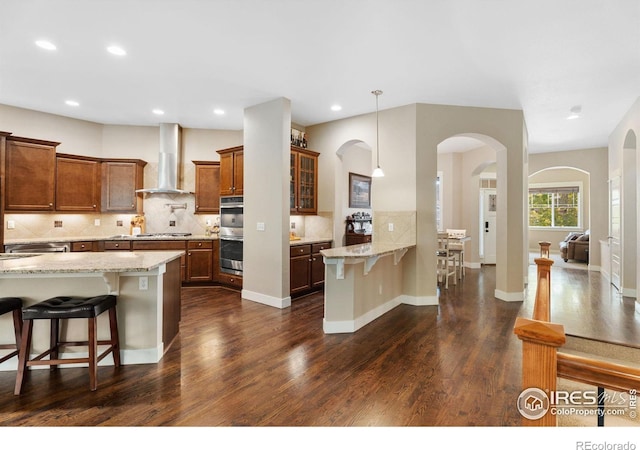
[{"left": 372, "top": 89, "right": 383, "bottom": 171}]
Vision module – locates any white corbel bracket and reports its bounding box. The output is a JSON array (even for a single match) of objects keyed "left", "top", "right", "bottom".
[
  {"left": 394, "top": 247, "right": 408, "bottom": 265},
  {"left": 102, "top": 273, "right": 120, "bottom": 295},
  {"left": 363, "top": 255, "right": 379, "bottom": 276}
]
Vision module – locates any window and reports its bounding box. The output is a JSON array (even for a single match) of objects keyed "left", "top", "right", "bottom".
[{"left": 528, "top": 184, "right": 580, "bottom": 228}]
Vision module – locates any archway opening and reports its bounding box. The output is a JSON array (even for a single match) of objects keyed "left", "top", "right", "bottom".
[{"left": 436, "top": 133, "right": 507, "bottom": 288}]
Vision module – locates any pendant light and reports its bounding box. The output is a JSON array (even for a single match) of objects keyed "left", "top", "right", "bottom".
[{"left": 371, "top": 89, "right": 385, "bottom": 178}]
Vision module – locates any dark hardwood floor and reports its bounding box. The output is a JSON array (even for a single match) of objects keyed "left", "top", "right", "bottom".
[{"left": 0, "top": 264, "right": 637, "bottom": 428}]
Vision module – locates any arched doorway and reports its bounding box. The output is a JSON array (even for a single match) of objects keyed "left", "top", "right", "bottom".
[
  {"left": 435, "top": 133, "right": 517, "bottom": 300},
  {"left": 528, "top": 167, "right": 591, "bottom": 265},
  {"left": 334, "top": 139, "right": 373, "bottom": 246}
]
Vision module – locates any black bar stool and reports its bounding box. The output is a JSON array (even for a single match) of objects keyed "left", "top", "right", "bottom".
[
  {"left": 0, "top": 297, "right": 23, "bottom": 365},
  {"left": 14, "top": 295, "right": 120, "bottom": 395}
]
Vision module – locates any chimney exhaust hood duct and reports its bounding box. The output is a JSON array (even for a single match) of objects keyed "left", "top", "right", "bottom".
[{"left": 136, "top": 123, "right": 192, "bottom": 195}]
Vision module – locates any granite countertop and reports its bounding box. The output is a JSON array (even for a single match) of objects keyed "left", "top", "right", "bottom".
[
  {"left": 320, "top": 242, "right": 415, "bottom": 259},
  {"left": 4, "top": 234, "right": 218, "bottom": 245},
  {"left": 0, "top": 251, "right": 184, "bottom": 274},
  {"left": 289, "top": 237, "right": 333, "bottom": 246},
  {"left": 4, "top": 235, "right": 333, "bottom": 247}
]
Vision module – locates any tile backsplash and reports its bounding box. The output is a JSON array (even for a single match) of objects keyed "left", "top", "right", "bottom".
[
  {"left": 4, "top": 205, "right": 333, "bottom": 241},
  {"left": 373, "top": 211, "right": 416, "bottom": 245}
]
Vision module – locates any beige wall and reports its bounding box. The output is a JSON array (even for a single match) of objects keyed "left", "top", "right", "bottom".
[{"left": 241, "top": 98, "right": 291, "bottom": 307}]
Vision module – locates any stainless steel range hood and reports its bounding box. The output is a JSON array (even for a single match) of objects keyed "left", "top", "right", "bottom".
[{"left": 136, "top": 123, "right": 192, "bottom": 195}]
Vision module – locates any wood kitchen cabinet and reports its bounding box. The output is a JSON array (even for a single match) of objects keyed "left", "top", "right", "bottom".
[
  {"left": 186, "top": 240, "right": 213, "bottom": 282},
  {"left": 290, "top": 146, "right": 319, "bottom": 215},
  {"left": 311, "top": 242, "right": 331, "bottom": 288},
  {"left": 217, "top": 146, "right": 243, "bottom": 196},
  {"left": 131, "top": 240, "right": 187, "bottom": 281},
  {"left": 55, "top": 154, "right": 101, "bottom": 212},
  {"left": 193, "top": 161, "right": 220, "bottom": 213},
  {"left": 101, "top": 159, "right": 146, "bottom": 213},
  {"left": 71, "top": 241, "right": 99, "bottom": 252},
  {"left": 4, "top": 135, "right": 59, "bottom": 211},
  {"left": 290, "top": 241, "right": 332, "bottom": 297}
]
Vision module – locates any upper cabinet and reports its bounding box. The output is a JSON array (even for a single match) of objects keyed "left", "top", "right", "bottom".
[
  {"left": 55, "top": 154, "right": 101, "bottom": 212},
  {"left": 217, "top": 146, "right": 243, "bottom": 196},
  {"left": 193, "top": 161, "right": 220, "bottom": 214},
  {"left": 101, "top": 159, "right": 146, "bottom": 213},
  {"left": 290, "top": 145, "right": 319, "bottom": 215},
  {"left": 4, "top": 136, "right": 59, "bottom": 211}
]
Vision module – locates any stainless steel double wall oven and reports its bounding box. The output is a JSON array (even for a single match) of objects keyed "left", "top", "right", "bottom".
[{"left": 219, "top": 195, "right": 243, "bottom": 275}]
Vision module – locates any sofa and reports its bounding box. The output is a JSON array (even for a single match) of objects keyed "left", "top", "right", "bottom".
[{"left": 559, "top": 230, "right": 589, "bottom": 263}]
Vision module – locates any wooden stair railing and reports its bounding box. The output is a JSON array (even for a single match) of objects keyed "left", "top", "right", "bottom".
[
  {"left": 513, "top": 249, "right": 564, "bottom": 426},
  {"left": 514, "top": 243, "right": 640, "bottom": 426}
]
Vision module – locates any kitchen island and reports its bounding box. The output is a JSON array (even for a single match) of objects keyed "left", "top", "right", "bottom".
[
  {"left": 320, "top": 242, "right": 416, "bottom": 334},
  {"left": 0, "top": 250, "right": 183, "bottom": 371}
]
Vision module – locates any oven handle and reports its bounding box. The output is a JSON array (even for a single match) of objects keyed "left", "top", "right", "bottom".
[
  {"left": 220, "top": 204, "right": 243, "bottom": 209},
  {"left": 219, "top": 236, "right": 244, "bottom": 241}
]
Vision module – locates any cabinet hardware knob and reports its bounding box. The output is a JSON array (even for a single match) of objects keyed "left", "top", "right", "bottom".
[
  {"left": 93, "top": 205, "right": 96, "bottom": 208},
  {"left": 115, "top": 244, "right": 119, "bottom": 247},
  {"left": 49, "top": 203, "right": 53, "bottom": 207},
  {"left": 131, "top": 204, "right": 135, "bottom": 208},
  {"left": 188, "top": 252, "right": 192, "bottom": 256}
]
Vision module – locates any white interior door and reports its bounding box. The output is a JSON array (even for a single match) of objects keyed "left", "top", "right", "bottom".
[
  {"left": 481, "top": 189, "right": 497, "bottom": 264},
  {"left": 610, "top": 176, "right": 621, "bottom": 290}
]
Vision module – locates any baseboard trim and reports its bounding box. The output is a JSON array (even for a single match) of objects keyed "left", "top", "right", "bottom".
[
  {"left": 241, "top": 289, "right": 292, "bottom": 309},
  {"left": 400, "top": 295, "right": 439, "bottom": 306},
  {"left": 495, "top": 289, "right": 524, "bottom": 302},
  {"left": 323, "top": 296, "right": 402, "bottom": 334}
]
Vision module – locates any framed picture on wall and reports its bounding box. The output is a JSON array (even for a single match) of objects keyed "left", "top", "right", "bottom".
[{"left": 349, "top": 172, "right": 371, "bottom": 208}]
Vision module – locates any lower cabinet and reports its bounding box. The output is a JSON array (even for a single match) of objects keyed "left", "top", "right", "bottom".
[
  {"left": 290, "top": 241, "right": 332, "bottom": 297},
  {"left": 131, "top": 240, "right": 188, "bottom": 281},
  {"left": 186, "top": 240, "right": 213, "bottom": 282},
  {"left": 71, "top": 241, "right": 99, "bottom": 252},
  {"left": 217, "top": 272, "right": 243, "bottom": 289}
]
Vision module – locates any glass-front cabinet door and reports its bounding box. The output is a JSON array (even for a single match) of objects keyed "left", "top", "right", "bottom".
[{"left": 290, "top": 147, "right": 319, "bottom": 215}]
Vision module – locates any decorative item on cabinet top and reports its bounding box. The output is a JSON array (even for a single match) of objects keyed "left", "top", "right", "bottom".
[{"left": 291, "top": 128, "right": 307, "bottom": 148}]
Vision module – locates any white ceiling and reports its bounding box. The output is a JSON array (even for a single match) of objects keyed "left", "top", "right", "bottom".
[{"left": 1, "top": 0, "right": 639, "bottom": 154}]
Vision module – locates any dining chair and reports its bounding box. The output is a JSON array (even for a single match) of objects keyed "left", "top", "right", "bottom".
[
  {"left": 446, "top": 229, "right": 466, "bottom": 279},
  {"left": 437, "top": 232, "right": 457, "bottom": 289}
]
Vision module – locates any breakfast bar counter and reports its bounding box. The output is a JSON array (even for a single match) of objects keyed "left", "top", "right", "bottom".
[
  {"left": 320, "top": 242, "right": 415, "bottom": 334},
  {"left": 0, "top": 251, "right": 183, "bottom": 370}
]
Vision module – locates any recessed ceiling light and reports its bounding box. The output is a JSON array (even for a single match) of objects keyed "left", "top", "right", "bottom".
[
  {"left": 567, "top": 105, "right": 582, "bottom": 120},
  {"left": 107, "top": 45, "right": 126, "bottom": 56},
  {"left": 331, "top": 104, "right": 342, "bottom": 112},
  {"left": 65, "top": 100, "right": 79, "bottom": 107},
  {"left": 213, "top": 108, "right": 225, "bottom": 115},
  {"left": 35, "top": 40, "right": 56, "bottom": 51},
  {"left": 152, "top": 109, "right": 164, "bottom": 115}
]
